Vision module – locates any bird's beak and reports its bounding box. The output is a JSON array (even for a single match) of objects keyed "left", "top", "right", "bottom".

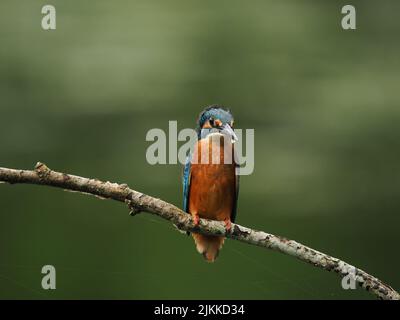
[{"left": 220, "top": 124, "right": 238, "bottom": 143}]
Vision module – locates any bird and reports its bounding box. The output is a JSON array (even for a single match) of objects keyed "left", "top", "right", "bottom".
[{"left": 183, "top": 105, "right": 239, "bottom": 262}]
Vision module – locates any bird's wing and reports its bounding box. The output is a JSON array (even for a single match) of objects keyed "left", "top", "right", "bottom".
[
  {"left": 182, "top": 154, "right": 192, "bottom": 213},
  {"left": 231, "top": 164, "right": 240, "bottom": 223}
]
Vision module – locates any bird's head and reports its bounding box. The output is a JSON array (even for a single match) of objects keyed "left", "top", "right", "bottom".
[{"left": 197, "top": 105, "right": 238, "bottom": 143}]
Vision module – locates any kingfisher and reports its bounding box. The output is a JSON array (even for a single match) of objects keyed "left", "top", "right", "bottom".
[{"left": 183, "top": 105, "right": 239, "bottom": 262}]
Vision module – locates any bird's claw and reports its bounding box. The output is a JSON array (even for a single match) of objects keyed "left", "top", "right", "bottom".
[
  {"left": 193, "top": 214, "right": 200, "bottom": 226},
  {"left": 224, "top": 218, "right": 232, "bottom": 232}
]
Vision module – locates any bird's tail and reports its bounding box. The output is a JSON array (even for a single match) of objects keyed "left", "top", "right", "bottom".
[{"left": 192, "top": 233, "right": 225, "bottom": 262}]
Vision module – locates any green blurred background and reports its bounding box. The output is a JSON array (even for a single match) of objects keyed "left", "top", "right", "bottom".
[{"left": 0, "top": 0, "right": 399, "bottom": 299}]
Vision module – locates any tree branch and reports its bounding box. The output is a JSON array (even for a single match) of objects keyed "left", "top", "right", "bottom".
[{"left": 0, "top": 162, "right": 398, "bottom": 300}]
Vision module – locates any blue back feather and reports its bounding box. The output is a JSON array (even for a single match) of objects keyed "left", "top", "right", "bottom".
[{"left": 182, "top": 154, "right": 192, "bottom": 212}]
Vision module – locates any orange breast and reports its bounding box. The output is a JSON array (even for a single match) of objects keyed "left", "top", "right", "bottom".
[{"left": 188, "top": 135, "right": 236, "bottom": 221}]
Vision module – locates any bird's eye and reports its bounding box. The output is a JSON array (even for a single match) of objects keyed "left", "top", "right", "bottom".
[{"left": 209, "top": 118, "right": 215, "bottom": 126}]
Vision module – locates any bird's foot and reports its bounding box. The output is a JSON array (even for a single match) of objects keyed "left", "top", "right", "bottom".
[
  {"left": 193, "top": 214, "right": 200, "bottom": 226},
  {"left": 224, "top": 218, "right": 232, "bottom": 232}
]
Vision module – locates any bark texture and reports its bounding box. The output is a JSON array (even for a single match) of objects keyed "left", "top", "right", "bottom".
[{"left": 0, "top": 163, "right": 398, "bottom": 300}]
